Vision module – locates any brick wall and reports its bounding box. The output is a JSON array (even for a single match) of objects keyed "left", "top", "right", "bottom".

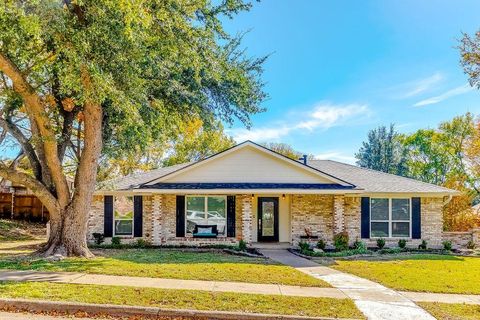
[
  {"left": 88, "top": 194, "right": 245, "bottom": 246},
  {"left": 290, "top": 194, "right": 334, "bottom": 245},
  {"left": 443, "top": 229, "right": 480, "bottom": 249}
]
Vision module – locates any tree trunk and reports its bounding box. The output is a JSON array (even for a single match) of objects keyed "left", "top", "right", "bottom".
[{"left": 41, "top": 202, "right": 93, "bottom": 258}]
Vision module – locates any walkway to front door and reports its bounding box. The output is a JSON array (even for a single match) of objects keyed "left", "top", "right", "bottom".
[{"left": 259, "top": 249, "right": 436, "bottom": 320}]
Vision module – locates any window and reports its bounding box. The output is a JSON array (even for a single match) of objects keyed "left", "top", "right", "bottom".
[
  {"left": 186, "top": 196, "right": 226, "bottom": 235},
  {"left": 114, "top": 196, "right": 133, "bottom": 236},
  {"left": 370, "top": 198, "right": 411, "bottom": 238}
]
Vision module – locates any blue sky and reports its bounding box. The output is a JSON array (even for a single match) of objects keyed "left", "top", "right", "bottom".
[{"left": 222, "top": 0, "right": 480, "bottom": 163}]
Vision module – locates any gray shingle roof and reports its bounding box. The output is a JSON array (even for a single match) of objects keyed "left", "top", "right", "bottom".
[
  {"left": 307, "top": 160, "right": 457, "bottom": 194},
  {"left": 97, "top": 154, "right": 457, "bottom": 194},
  {"left": 97, "top": 162, "right": 192, "bottom": 191}
]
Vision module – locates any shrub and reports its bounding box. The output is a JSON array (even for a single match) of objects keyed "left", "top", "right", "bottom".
[
  {"left": 111, "top": 236, "right": 121, "bottom": 247},
  {"left": 316, "top": 239, "right": 326, "bottom": 250},
  {"left": 418, "top": 239, "right": 427, "bottom": 250},
  {"left": 467, "top": 240, "right": 476, "bottom": 249},
  {"left": 376, "top": 238, "right": 386, "bottom": 249},
  {"left": 134, "top": 238, "right": 151, "bottom": 248},
  {"left": 238, "top": 239, "right": 247, "bottom": 252},
  {"left": 333, "top": 232, "right": 349, "bottom": 251},
  {"left": 398, "top": 239, "right": 407, "bottom": 249},
  {"left": 442, "top": 240, "right": 452, "bottom": 251},
  {"left": 298, "top": 241, "right": 311, "bottom": 253},
  {"left": 92, "top": 233, "right": 105, "bottom": 245},
  {"left": 353, "top": 239, "right": 366, "bottom": 251}
]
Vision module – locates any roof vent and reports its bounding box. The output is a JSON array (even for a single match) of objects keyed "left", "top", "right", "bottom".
[{"left": 299, "top": 154, "right": 307, "bottom": 165}]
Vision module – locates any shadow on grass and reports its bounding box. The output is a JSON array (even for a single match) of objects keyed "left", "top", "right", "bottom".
[
  {"left": 333, "top": 253, "right": 466, "bottom": 263},
  {"left": 103, "top": 248, "right": 275, "bottom": 265}
]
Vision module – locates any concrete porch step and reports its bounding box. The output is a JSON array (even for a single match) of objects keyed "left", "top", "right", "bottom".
[{"left": 252, "top": 242, "right": 291, "bottom": 249}]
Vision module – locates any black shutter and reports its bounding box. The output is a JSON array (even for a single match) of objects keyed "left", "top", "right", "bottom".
[
  {"left": 104, "top": 195, "right": 113, "bottom": 237},
  {"left": 361, "top": 197, "right": 370, "bottom": 239},
  {"left": 227, "top": 196, "right": 236, "bottom": 237},
  {"left": 176, "top": 195, "right": 185, "bottom": 237},
  {"left": 412, "top": 197, "right": 421, "bottom": 239},
  {"left": 134, "top": 196, "right": 143, "bottom": 237}
]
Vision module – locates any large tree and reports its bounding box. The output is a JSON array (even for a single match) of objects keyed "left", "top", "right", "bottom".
[
  {"left": 355, "top": 124, "right": 408, "bottom": 175},
  {"left": 0, "top": 0, "right": 266, "bottom": 257}
]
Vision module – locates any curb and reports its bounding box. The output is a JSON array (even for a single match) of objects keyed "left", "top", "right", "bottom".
[{"left": 0, "top": 298, "right": 359, "bottom": 320}]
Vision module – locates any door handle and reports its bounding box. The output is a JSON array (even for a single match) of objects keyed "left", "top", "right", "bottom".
[{"left": 258, "top": 218, "right": 262, "bottom": 229}]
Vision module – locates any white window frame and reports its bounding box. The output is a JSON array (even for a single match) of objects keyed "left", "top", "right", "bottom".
[
  {"left": 185, "top": 195, "right": 227, "bottom": 235},
  {"left": 370, "top": 198, "right": 411, "bottom": 238},
  {"left": 113, "top": 196, "right": 134, "bottom": 237}
]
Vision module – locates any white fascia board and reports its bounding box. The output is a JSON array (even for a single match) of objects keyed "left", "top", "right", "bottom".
[{"left": 94, "top": 188, "right": 364, "bottom": 195}]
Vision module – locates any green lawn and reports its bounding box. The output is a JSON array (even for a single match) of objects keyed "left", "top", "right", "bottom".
[
  {"left": 332, "top": 254, "right": 480, "bottom": 294},
  {"left": 419, "top": 302, "right": 480, "bottom": 320},
  {"left": 0, "top": 249, "right": 329, "bottom": 287},
  {"left": 0, "top": 281, "right": 364, "bottom": 319}
]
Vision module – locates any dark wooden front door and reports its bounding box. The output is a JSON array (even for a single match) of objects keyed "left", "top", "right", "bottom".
[{"left": 257, "top": 197, "right": 279, "bottom": 242}]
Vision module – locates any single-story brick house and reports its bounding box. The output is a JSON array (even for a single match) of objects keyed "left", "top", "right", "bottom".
[{"left": 89, "top": 141, "right": 458, "bottom": 248}]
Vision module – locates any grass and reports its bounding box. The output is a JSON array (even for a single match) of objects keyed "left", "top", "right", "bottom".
[
  {"left": 0, "top": 281, "right": 364, "bottom": 319},
  {"left": 332, "top": 254, "right": 480, "bottom": 294},
  {"left": 0, "top": 219, "right": 45, "bottom": 241},
  {"left": 419, "top": 302, "right": 480, "bottom": 320},
  {"left": 0, "top": 248, "right": 329, "bottom": 287}
]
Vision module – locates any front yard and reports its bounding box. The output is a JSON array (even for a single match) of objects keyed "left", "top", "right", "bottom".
[
  {"left": 0, "top": 247, "right": 329, "bottom": 287},
  {"left": 419, "top": 302, "right": 480, "bottom": 320},
  {"left": 0, "top": 281, "right": 364, "bottom": 319},
  {"left": 332, "top": 254, "right": 480, "bottom": 294}
]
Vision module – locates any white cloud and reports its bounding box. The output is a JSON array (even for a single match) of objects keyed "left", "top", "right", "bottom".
[
  {"left": 228, "top": 126, "right": 291, "bottom": 142},
  {"left": 314, "top": 151, "right": 357, "bottom": 164},
  {"left": 400, "top": 72, "right": 444, "bottom": 98},
  {"left": 229, "top": 102, "right": 371, "bottom": 142},
  {"left": 413, "top": 84, "right": 473, "bottom": 107},
  {"left": 296, "top": 103, "right": 370, "bottom": 131}
]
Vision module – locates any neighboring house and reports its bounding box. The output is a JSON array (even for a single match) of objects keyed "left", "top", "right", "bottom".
[{"left": 89, "top": 141, "right": 458, "bottom": 248}]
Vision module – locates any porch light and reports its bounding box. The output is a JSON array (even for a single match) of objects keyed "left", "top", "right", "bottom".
[
  {"left": 282, "top": 194, "right": 286, "bottom": 199},
  {"left": 251, "top": 194, "right": 254, "bottom": 199}
]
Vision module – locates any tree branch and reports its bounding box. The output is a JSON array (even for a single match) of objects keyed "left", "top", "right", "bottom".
[
  {"left": 0, "top": 52, "right": 70, "bottom": 206},
  {"left": 0, "top": 116, "right": 42, "bottom": 180},
  {"left": 0, "top": 163, "right": 60, "bottom": 214}
]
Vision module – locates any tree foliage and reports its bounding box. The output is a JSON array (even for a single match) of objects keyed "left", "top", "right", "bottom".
[
  {"left": 355, "top": 124, "right": 407, "bottom": 175},
  {"left": 261, "top": 142, "right": 314, "bottom": 160},
  {"left": 162, "top": 118, "right": 235, "bottom": 166},
  {"left": 0, "top": 0, "right": 266, "bottom": 256}
]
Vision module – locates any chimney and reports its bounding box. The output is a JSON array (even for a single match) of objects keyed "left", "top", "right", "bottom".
[{"left": 299, "top": 154, "right": 307, "bottom": 165}]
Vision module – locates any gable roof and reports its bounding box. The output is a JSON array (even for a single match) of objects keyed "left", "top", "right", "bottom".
[
  {"left": 143, "top": 141, "right": 354, "bottom": 187},
  {"left": 97, "top": 141, "right": 459, "bottom": 195}
]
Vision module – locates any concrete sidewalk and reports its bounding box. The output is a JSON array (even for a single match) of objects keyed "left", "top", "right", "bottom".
[
  {"left": 260, "top": 249, "right": 437, "bottom": 320},
  {"left": 0, "top": 269, "right": 345, "bottom": 299}
]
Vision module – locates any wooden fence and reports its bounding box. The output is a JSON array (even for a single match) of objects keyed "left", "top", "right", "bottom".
[{"left": 0, "top": 192, "right": 49, "bottom": 222}]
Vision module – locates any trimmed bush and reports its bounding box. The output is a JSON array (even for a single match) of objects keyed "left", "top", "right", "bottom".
[
  {"left": 442, "top": 240, "right": 452, "bottom": 251},
  {"left": 299, "top": 241, "right": 311, "bottom": 252},
  {"left": 111, "top": 236, "right": 121, "bottom": 247},
  {"left": 134, "top": 239, "right": 151, "bottom": 248},
  {"left": 398, "top": 239, "right": 407, "bottom": 249},
  {"left": 353, "top": 239, "right": 366, "bottom": 251},
  {"left": 317, "top": 239, "right": 326, "bottom": 250},
  {"left": 333, "top": 232, "right": 349, "bottom": 251},
  {"left": 418, "top": 239, "right": 427, "bottom": 250},
  {"left": 238, "top": 239, "right": 247, "bottom": 252},
  {"left": 92, "top": 233, "right": 105, "bottom": 245},
  {"left": 376, "top": 238, "right": 386, "bottom": 249}
]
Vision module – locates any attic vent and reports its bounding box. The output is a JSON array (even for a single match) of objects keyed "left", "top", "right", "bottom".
[{"left": 299, "top": 154, "right": 308, "bottom": 165}]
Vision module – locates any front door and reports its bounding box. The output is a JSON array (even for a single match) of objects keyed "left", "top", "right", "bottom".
[{"left": 257, "top": 197, "right": 279, "bottom": 242}]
